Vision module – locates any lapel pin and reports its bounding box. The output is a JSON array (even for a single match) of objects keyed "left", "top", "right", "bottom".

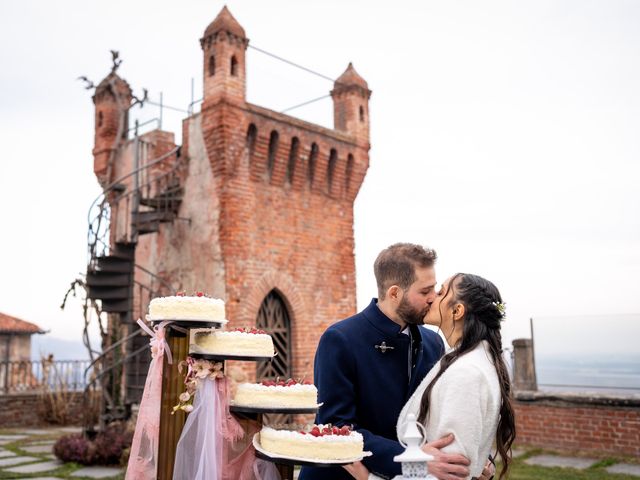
[{"left": 375, "top": 341, "right": 394, "bottom": 353}]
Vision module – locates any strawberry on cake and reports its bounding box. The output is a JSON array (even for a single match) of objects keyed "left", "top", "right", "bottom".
[
  {"left": 233, "top": 378, "right": 318, "bottom": 409},
  {"left": 189, "top": 327, "right": 275, "bottom": 357},
  {"left": 259, "top": 424, "right": 364, "bottom": 461}
]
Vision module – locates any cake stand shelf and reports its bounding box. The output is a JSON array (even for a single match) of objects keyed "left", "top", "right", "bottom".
[
  {"left": 255, "top": 450, "right": 353, "bottom": 467},
  {"left": 230, "top": 405, "right": 318, "bottom": 424},
  {"left": 148, "top": 319, "right": 226, "bottom": 334},
  {"left": 189, "top": 352, "right": 275, "bottom": 362},
  {"left": 230, "top": 405, "right": 319, "bottom": 415}
]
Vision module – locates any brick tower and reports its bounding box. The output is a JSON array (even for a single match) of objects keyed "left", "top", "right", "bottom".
[
  {"left": 94, "top": 6, "right": 371, "bottom": 386},
  {"left": 92, "top": 72, "right": 133, "bottom": 187}
]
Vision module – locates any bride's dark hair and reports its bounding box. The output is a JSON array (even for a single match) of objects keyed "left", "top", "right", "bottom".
[{"left": 417, "top": 273, "right": 516, "bottom": 480}]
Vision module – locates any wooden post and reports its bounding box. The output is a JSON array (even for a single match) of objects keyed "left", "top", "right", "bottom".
[{"left": 157, "top": 327, "right": 189, "bottom": 480}]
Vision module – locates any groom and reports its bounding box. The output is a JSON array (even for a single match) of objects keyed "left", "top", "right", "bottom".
[{"left": 299, "top": 243, "right": 477, "bottom": 480}]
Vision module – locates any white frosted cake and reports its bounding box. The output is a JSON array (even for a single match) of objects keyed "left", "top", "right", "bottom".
[
  {"left": 148, "top": 293, "right": 226, "bottom": 322},
  {"left": 189, "top": 327, "right": 275, "bottom": 357},
  {"left": 233, "top": 379, "right": 318, "bottom": 409},
  {"left": 259, "top": 425, "right": 364, "bottom": 461}
]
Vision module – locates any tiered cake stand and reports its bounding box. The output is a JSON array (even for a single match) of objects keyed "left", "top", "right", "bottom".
[
  {"left": 191, "top": 351, "right": 331, "bottom": 478},
  {"left": 152, "top": 318, "right": 358, "bottom": 479}
]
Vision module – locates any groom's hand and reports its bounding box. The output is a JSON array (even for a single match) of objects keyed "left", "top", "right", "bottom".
[
  {"left": 421, "top": 433, "right": 470, "bottom": 480},
  {"left": 343, "top": 460, "right": 370, "bottom": 480}
]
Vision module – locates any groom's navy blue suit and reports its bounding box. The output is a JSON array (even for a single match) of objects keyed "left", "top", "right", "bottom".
[{"left": 299, "top": 299, "right": 445, "bottom": 480}]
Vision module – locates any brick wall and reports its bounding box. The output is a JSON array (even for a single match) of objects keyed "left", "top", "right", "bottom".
[
  {"left": 0, "top": 391, "right": 87, "bottom": 428},
  {"left": 203, "top": 100, "right": 369, "bottom": 382},
  {"left": 514, "top": 391, "right": 640, "bottom": 458}
]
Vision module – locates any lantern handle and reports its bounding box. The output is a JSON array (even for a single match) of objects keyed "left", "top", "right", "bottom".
[{"left": 397, "top": 418, "right": 428, "bottom": 449}]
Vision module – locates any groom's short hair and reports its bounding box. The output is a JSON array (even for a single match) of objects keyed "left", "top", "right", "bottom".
[{"left": 374, "top": 243, "right": 437, "bottom": 299}]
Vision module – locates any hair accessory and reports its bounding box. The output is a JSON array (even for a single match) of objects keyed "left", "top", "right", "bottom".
[{"left": 492, "top": 301, "right": 506, "bottom": 319}]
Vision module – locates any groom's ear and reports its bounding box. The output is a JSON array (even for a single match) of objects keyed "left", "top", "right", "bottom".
[{"left": 388, "top": 285, "right": 402, "bottom": 302}]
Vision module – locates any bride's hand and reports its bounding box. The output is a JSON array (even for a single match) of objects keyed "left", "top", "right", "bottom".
[
  {"left": 478, "top": 458, "right": 496, "bottom": 480},
  {"left": 422, "top": 433, "right": 470, "bottom": 480},
  {"left": 343, "top": 460, "right": 370, "bottom": 480}
]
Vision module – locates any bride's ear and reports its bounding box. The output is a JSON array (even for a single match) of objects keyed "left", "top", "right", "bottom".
[{"left": 452, "top": 303, "right": 465, "bottom": 321}]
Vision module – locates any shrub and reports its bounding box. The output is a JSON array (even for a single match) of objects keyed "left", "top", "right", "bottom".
[
  {"left": 92, "top": 423, "right": 133, "bottom": 465},
  {"left": 53, "top": 422, "right": 133, "bottom": 465},
  {"left": 53, "top": 433, "right": 93, "bottom": 464}
]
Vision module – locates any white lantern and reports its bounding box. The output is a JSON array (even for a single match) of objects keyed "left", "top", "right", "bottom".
[{"left": 393, "top": 413, "right": 437, "bottom": 480}]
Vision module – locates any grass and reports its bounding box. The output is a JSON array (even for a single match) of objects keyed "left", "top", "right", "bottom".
[{"left": 498, "top": 447, "right": 639, "bottom": 480}]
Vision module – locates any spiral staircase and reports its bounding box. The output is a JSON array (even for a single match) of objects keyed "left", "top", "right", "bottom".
[{"left": 82, "top": 138, "right": 186, "bottom": 430}]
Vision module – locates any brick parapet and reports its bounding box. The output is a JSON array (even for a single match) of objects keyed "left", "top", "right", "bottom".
[
  {"left": 0, "top": 391, "right": 86, "bottom": 428},
  {"left": 514, "top": 391, "right": 640, "bottom": 458}
]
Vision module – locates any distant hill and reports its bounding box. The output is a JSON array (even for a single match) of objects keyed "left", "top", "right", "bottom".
[{"left": 30, "top": 334, "right": 97, "bottom": 361}]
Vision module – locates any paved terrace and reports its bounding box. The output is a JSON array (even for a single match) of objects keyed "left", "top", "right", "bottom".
[{"left": 0, "top": 428, "right": 638, "bottom": 479}]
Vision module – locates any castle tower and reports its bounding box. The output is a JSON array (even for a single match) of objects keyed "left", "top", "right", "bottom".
[
  {"left": 92, "top": 72, "right": 132, "bottom": 187},
  {"left": 200, "top": 6, "right": 248, "bottom": 105},
  {"left": 132, "top": 6, "right": 372, "bottom": 383},
  {"left": 331, "top": 63, "right": 371, "bottom": 145}
]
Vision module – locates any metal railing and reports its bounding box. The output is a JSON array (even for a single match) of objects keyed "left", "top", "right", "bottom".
[
  {"left": 0, "top": 359, "right": 93, "bottom": 394},
  {"left": 87, "top": 142, "right": 183, "bottom": 261}
]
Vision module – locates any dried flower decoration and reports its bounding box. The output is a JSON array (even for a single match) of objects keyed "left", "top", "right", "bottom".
[
  {"left": 172, "top": 356, "right": 224, "bottom": 414},
  {"left": 492, "top": 301, "right": 507, "bottom": 319}
]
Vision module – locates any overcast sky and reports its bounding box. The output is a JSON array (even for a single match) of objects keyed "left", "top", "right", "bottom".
[{"left": 1, "top": 0, "right": 638, "bottom": 356}]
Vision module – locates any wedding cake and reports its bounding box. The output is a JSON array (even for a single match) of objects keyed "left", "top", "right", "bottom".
[
  {"left": 148, "top": 293, "right": 226, "bottom": 322},
  {"left": 189, "top": 327, "right": 275, "bottom": 357},
  {"left": 233, "top": 379, "right": 318, "bottom": 409},
  {"left": 259, "top": 425, "right": 364, "bottom": 461}
]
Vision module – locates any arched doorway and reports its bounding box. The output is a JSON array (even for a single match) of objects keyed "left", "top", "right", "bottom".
[{"left": 256, "top": 289, "right": 292, "bottom": 380}]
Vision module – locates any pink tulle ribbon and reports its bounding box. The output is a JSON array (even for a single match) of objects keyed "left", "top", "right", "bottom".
[
  {"left": 218, "top": 377, "right": 244, "bottom": 442},
  {"left": 137, "top": 318, "right": 173, "bottom": 365},
  {"left": 173, "top": 370, "right": 281, "bottom": 479},
  {"left": 125, "top": 319, "right": 173, "bottom": 480}
]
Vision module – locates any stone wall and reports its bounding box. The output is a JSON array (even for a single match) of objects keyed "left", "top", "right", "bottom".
[
  {"left": 514, "top": 391, "right": 640, "bottom": 458},
  {"left": 0, "top": 391, "right": 87, "bottom": 428}
]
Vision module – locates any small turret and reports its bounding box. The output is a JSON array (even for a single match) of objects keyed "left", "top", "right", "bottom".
[
  {"left": 331, "top": 63, "right": 371, "bottom": 143},
  {"left": 92, "top": 72, "right": 132, "bottom": 186},
  {"left": 200, "top": 6, "right": 249, "bottom": 105}
]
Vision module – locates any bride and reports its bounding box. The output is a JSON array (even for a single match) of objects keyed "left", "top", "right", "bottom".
[{"left": 345, "top": 273, "right": 516, "bottom": 480}]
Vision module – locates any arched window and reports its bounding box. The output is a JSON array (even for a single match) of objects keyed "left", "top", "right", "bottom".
[
  {"left": 308, "top": 143, "right": 318, "bottom": 187},
  {"left": 267, "top": 130, "right": 279, "bottom": 179},
  {"left": 208, "top": 55, "right": 216, "bottom": 76},
  {"left": 286, "top": 137, "right": 300, "bottom": 185},
  {"left": 231, "top": 55, "right": 238, "bottom": 76},
  {"left": 246, "top": 124, "right": 257, "bottom": 165},
  {"left": 256, "top": 290, "right": 292, "bottom": 380},
  {"left": 327, "top": 148, "right": 338, "bottom": 193},
  {"left": 97, "top": 111, "right": 103, "bottom": 128},
  {"left": 346, "top": 153, "right": 354, "bottom": 194},
  {"left": 359, "top": 105, "right": 365, "bottom": 122}
]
